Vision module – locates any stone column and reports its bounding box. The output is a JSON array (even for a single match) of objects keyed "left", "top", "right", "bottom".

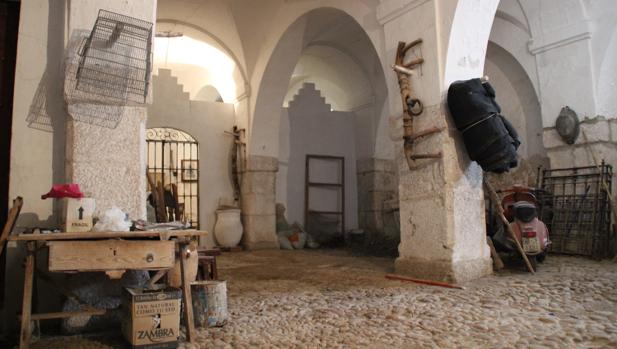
[
  {"left": 65, "top": 109, "right": 147, "bottom": 219},
  {"left": 377, "top": 0, "right": 494, "bottom": 283},
  {"left": 64, "top": 1, "right": 156, "bottom": 220},
  {"left": 357, "top": 158, "right": 397, "bottom": 237},
  {"left": 240, "top": 155, "right": 280, "bottom": 249},
  {"left": 392, "top": 104, "right": 492, "bottom": 282},
  {"left": 59, "top": 0, "right": 156, "bottom": 333}
]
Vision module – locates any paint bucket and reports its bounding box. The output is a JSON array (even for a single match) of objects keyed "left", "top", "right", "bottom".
[{"left": 191, "top": 280, "right": 228, "bottom": 327}]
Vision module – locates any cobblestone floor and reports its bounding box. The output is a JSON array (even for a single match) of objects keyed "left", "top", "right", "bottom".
[{"left": 186, "top": 249, "right": 617, "bottom": 349}]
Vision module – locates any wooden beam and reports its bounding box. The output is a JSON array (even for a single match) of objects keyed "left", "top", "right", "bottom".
[
  {"left": 409, "top": 127, "right": 444, "bottom": 141},
  {"left": 404, "top": 57, "right": 425, "bottom": 68},
  {"left": 19, "top": 242, "right": 35, "bottom": 349},
  {"left": 8, "top": 230, "right": 208, "bottom": 241},
  {"left": 402, "top": 38, "right": 423, "bottom": 53},
  {"left": 20, "top": 309, "right": 106, "bottom": 321},
  {"left": 156, "top": 181, "right": 168, "bottom": 223},
  {"left": 487, "top": 236, "right": 504, "bottom": 270},
  {"left": 385, "top": 274, "right": 464, "bottom": 289},
  {"left": 147, "top": 269, "right": 168, "bottom": 287},
  {"left": 409, "top": 152, "right": 442, "bottom": 160},
  {"left": 48, "top": 240, "right": 175, "bottom": 272},
  {"left": 484, "top": 178, "right": 535, "bottom": 273},
  {"left": 0, "top": 196, "right": 23, "bottom": 257},
  {"left": 180, "top": 244, "right": 196, "bottom": 343}
]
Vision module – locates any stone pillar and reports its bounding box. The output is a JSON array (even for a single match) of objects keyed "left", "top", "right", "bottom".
[
  {"left": 65, "top": 109, "right": 147, "bottom": 219},
  {"left": 240, "top": 155, "right": 280, "bottom": 250},
  {"left": 59, "top": 0, "right": 156, "bottom": 333},
  {"left": 63, "top": 1, "right": 156, "bottom": 220},
  {"left": 392, "top": 104, "right": 492, "bottom": 282},
  {"left": 377, "top": 0, "right": 494, "bottom": 283},
  {"left": 357, "top": 158, "right": 397, "bottom": 236}
]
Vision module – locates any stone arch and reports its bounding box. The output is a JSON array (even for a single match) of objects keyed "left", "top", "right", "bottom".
[
  {"left": 197, "top": 85, "right": 224, "bottom": 103},
  {"left": 443, "top": 0, "right": 500, "bottom": 85},
  {"left": 282, "top": 44, "right": 374, "bottom": 112},
  {"left": 490, "top": 1, "right": 539, "bottom": 98},
  {"left": 248, "top": 7, "right": 389, "bottom": 159},
  {"left": 155, "top": 19, "right": 249, "bottom": 102},
  {"left": 485, "top": 41, "right": 546, "bottom": 162},
  {"left": 517, "top": 0, "right": 589, "bottom": 43},
  {"left": 240, "top": 6, "right": 391, "bottom": 250}
]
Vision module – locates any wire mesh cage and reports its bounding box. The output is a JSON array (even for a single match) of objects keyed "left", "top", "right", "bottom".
[
  {"left": 76, "top": 10, "right": 153, "bottom": 104},
  {"left": 537, "top": 163, "right": 613, "bottom": 259}
]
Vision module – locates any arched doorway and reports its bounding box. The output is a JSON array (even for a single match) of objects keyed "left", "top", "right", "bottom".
[
  {"left": 484, "top": 42, "right": 547, "bottom": 172},
  {"left": 245, "top": 7, "right": 393, "bottom": 252},
  {"left": 146, "top": 127, "right": 200, "bottom": 228}
]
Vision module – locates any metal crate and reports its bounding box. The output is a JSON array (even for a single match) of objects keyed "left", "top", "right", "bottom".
[
  {"left": 537, "top": 162, "right": 613, "bottom": 258},
  {"left": 76, "top": 10, "right": 153, "bottom": 104}
]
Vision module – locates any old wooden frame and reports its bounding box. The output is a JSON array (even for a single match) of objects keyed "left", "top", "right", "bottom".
[{"left": 304, "top": 155, "right": 346, "bottom": 237}]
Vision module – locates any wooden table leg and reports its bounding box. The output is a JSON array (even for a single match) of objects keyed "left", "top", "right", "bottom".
[
  {"left": 211, "top": 256, "right": 218, "bottom": 280},
  {"left": 20, "top": 241, "right": 35, "bottom": 349},
  {"left": 180, "top": 244, "right": 196, "bottom": 343}
]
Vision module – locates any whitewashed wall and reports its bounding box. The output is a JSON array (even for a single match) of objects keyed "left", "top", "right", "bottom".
[
  {"left": 278, "top": 83, "right": 358, "bottom": 230},
  {"left": 147, "top": 69, "right": 235, "bottom": 247}
]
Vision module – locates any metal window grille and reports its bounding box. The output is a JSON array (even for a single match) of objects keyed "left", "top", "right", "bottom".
[
  {"left": 537, "top": 162, "right": 613, "bottom": 258},
  {"left": 76, "top": 10, "right": 153, "bottom": 104},
  {"left": 146, "top": 128, "right": 199, "bottom": 229}
]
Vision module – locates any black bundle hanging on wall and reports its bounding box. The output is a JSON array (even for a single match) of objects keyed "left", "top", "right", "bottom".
[
  {"left": 446, "top": 78, "right": 520, "bottom": 173},
  {"left": 76, "top": 9, "right": 153, "bottom": 104}
]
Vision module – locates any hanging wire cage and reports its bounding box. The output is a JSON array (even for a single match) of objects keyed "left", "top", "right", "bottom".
[{"left": 75, "top": 10, "right": 153, "bottom": 105}]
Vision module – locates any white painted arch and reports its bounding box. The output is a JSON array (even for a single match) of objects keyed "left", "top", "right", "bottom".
[
  {"left": 247, "top": 5, "right": 390, "bottom": 160},
  {"left": 155, "top": 20, "right": 249, "bottom": 103}
]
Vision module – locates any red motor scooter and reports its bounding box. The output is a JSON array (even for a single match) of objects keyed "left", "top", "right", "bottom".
[{"left": 493, "top": 185, "right": 551, "bottom": 269}]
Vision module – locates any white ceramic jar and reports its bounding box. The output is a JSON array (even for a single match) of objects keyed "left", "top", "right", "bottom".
[{"left": 214, "top": 209, "right": 243, "bottom": 247}]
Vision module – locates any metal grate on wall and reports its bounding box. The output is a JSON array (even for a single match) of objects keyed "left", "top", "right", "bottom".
[
  {"left": 146, "top": 128, "right": 199, "bottom": 229},
  {"left": 537, "top": 162, "right": 613, "bottom": 259}
]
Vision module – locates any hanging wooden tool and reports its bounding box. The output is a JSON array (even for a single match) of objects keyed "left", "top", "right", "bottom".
[
  {"left": 393, "top": 39, "right": 443, "bottom": 169},
  {"left": 225, "top": 126, "right": 246, "bottom": 203},
  {"left": 486, "top": 236, "right": 504, "bottom": 270}
]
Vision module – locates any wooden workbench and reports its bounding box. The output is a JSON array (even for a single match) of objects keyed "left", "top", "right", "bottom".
[{"left": 8, "top": 230, "right": 207, "bottom": 349}]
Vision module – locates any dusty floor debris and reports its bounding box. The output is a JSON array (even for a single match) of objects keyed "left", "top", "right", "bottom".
[{"left": 192, "top": 250, "right": 617, "bottom": 348}]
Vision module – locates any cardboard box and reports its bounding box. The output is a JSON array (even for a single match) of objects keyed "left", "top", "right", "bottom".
[
  {"left": 122, "top": 286, "right": 182, "bottom": 349},
  {"left": 60, "top": 198, "right": 95, "bottom": 232}
]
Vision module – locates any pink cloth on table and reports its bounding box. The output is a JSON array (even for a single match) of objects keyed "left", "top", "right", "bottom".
[{"left": 41, "top": 184, "right": 84, "bottom": 199}]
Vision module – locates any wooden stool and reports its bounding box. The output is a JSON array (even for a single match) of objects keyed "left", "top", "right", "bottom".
[{"left": 197, "top": 248, "right": 220, "bottom": 280}]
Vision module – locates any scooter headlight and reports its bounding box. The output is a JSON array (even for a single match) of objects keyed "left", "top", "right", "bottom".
[{"left": 513, "top": 202, "right": 537, "bottom": 223}]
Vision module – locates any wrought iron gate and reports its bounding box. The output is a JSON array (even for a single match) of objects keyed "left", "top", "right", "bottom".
[
  {"left": 146, "top": 127, "right": 199, "bottom": 228},
  {"left": 538, "top": 163, "right": 613, "bottom": 258}
]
